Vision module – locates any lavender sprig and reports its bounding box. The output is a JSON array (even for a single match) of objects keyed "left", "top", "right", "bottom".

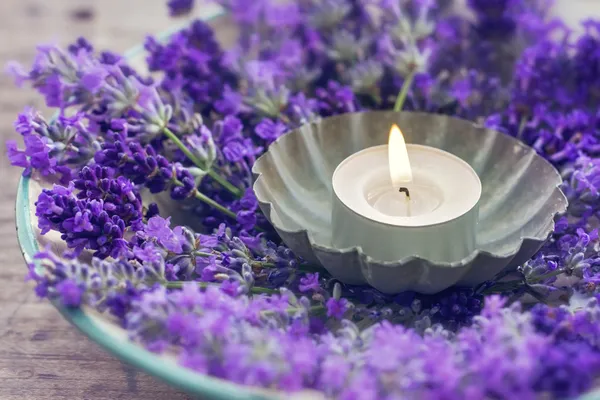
[{"left": 35, "top": 166, "right": 143, "bottom": 258}]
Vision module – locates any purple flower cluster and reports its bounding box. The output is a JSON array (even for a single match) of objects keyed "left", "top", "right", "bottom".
[
  {"left": 24, "top": 213, "right": 600, "bottom": 399},
  {"left": 561, "top": 157, "right": 600, "bottom": 229},
  {"left": 145, "top": 20, "right": 233, "bottom": 114},
  {"left": 167, "top": 0, "right": 194, "bottom": 17},
  {"left": 8, "top": 0, "right": 600, "bottom": 398},
  {"left": 134, "top": 216, "right": 308, "bottom": 292},
  {"left": 35, "top": 166, "right": 143, "bottom": 258},
  {"left": 28, "top": 247, "right": 165, "bottom": 319},
  {"left": 122, "top": 290, "right": 600, "bottom": 398},
  {"left": 6, "top": 109, "right": 98, "bottom": 181},
  {"left": 95, "top": 130, "right": 174, "bottom": 193},
  {"left": 487, "top": 22, "right": 600, "bottom": 166}
]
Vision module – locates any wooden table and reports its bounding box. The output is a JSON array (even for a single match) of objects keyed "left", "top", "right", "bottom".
[{"left": 0, "top": 1, "right": 192, "bottom": 398}]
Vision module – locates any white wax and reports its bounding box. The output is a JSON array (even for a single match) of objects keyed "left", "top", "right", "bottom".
[
  {"left": 332, "top": 144, "right": 481, "bottom": 227},
  {"left": 367, "top": 178, "right": 443, "bottom": 217}
]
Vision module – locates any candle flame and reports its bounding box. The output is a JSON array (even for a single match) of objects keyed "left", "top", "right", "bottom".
[{"left": 388, "top": 124, "right": 413, "bottom": 187}]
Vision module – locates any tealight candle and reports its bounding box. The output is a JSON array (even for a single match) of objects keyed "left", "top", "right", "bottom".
[{"left": 331, "top": 125, "right": 482, "bottom": 262}]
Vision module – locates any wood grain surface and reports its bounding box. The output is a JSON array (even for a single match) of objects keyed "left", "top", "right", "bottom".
[{"left": 0, "top": 1, "right": 194, "bottom": 399}]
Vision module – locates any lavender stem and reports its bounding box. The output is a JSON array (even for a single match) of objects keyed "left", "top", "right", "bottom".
[
  {"left": 393, "top": 70, "right": 416, "bottom": 112},
  {"left": 163, "top": 126, "right": 243, "bottom": 198}
]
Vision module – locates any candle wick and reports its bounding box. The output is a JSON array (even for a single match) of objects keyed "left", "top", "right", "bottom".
[
  {"left": 399, "top": 187, "right": 411, "bottom": 217},
  {"left": 399, "top": 187, "right": 411, "bottom": 199}
]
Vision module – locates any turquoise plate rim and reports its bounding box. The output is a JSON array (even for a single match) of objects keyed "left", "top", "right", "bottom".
[{"left": 12, "top": 5, "right": 600, "bottom": 400}]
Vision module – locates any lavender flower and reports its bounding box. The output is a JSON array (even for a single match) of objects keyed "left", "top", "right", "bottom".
[
  {"left": 145, "top": 20, "right": 231, "bottom": 113},
  {"left": 303, "top": 0, "right": 351, "bottom": 31},
  {"left": 561, "top": 156, "right": 600, "bottom": 226},
  {"left": 143, "top": 216, "right": 187, "bottom": 253},
  {"left": 574, "top": 21, "right": 600, "bottom": 105},
  {"left": 184, "top": 124, "right": 217, "bottom": 171},
  {"left": 167, "top": 0, "right": 194, "bottom": 16},
  {"left": 286, "top": 93, "right": 319, "bottom": 125},
  {"left": 254, "top": 118, "right": 288, "bottom": 142},
  {"left": 345, "top": 60, "right": 384, "bottom": 101},
  {"left": 95, "top": 128, "right": 173, "bottom": 188},
  {"left": 450, "top": 69, "right": 504, "bottom": 118},
  {"left": 36, "top": 166, "right": 143, "bottom": 258},
  {"left": 514, "top": 40, "right": 571, "bottom": 109},
  {"left": 122, "top": 286, "right": 600, "bottom": 398},
  {"left": 298, "top": 273, "right": 321, "bottom": 293},
  {"left": 29, "top": 248, "right": 165, "bottom": 310},
  {"left": 131, "top": 80, "right": 173, "bottom": 137},
  {"left": 245, "top": 83, "right": 291, "bottom": 119},
  {"left": 7, "top": 133, "right": 56, "bottom": 177},
  {"left": 315, "top": 81, "right": 357, "bottom": 116},
  {"left": 68, "top": 37, "right": 94, "bottom": 55},
  {"left": 389, "top": 42, "right": 432, "bottom": 77},
  {"left": 326, "top": 30, "right": 369, "bottom": 63},
  {"left": 326, "top": 297, "right": 350, "bottom": 319},
  {"left": 7, "top": 44, "right": 106, "bottom": 108},
  {"left": 7, "top": 109, "right": 98, "bottom": 180}
]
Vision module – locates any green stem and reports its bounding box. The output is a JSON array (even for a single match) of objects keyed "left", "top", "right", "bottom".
[
  {"left": 171, "top": 177, "right": 236, "bottom": 219},
  {"left": 528, "top": 268, "right": 569, "bottom": 284},
  {"left": 173, "top": 180, "right": 266, "bottom": 232},
  {"left": 483, "top": 268, "right": 569, "bottom": 294},
  {"left": 164, "top": 281, "right": 204, "bottom": 289},
  {"left": 369, "top": 90, "right": 382, "bottom": 106},
  {"left": 190, "top": 252, "right": 326, "bottom": 275},
  {"left": 393, "top": 71, "right": 416, "bottom": 112},
  {"left": 163, "top": 280, "right": 278, "bottom": 294},
  {"left": 251, "top": 286, "right": 280, "bottom": 294},
  {"left": 162, "top": 126, "right": 204, "bottom": 167},
  {"left": 306, "top": 305, "right": 326, "bottom": 315},
  {"left": 193, "top": 189, "right": 237, "bottom": 219},
  {"left": 258, "top": 262, "right": 325, "bottom": 274},
  {"left": 192, "top": 251, "right": 215, "bottom": 258},
  {"left": 261, "top": 304, "right": 326, "bottom": 318},
  {"left": 207, "top": 170, "right": 243, "bottom": 197},
  {"left": 163, "top": 126, "right": 242, "bottom": 198}
]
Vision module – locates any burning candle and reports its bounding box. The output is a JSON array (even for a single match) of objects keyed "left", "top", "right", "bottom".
[{"left": 330, "top": 125, "right": 482, "bottom": 262}]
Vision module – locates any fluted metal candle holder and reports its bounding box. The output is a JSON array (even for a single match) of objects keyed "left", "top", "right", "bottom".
[{"left": 252, "top": 111, "right": 568, "bottom": 294}]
